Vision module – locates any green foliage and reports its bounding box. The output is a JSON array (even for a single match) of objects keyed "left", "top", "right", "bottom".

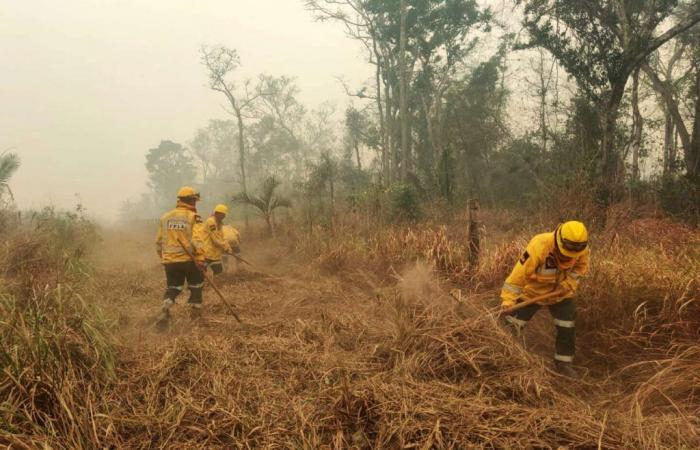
[
  {"left": 233, "top": 176, "right": 291, "bottom": 233},
  {"left": 389, "top": 183, "right": 421, "bottom": 222},
  {"left": 516, "top": 0, "right": 683, "bottom": 100},
  {"left": 145, "top": 140, "right": 196, "bottom": 209},
  {"left": 655, "top": 174, "right": 700, "bottom": 223},
  {"left": 443, "top": 53, "right": 508, "bottom": 199},
  {"left": 0, "top": 206, "right": 115, "bottom": 444},
  {"left": 0, "top": 151, "right": 20, "bottom": 201}
]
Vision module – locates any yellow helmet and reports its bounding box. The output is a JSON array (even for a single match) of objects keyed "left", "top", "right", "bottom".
[
  {"left": 556, "top": 221, "right": 588, "bottom": 257},
  {"left": 177, "top": 186, "right": 200, "bottom": 200},
  {"left": 214, "top": 204, "right": 229, "bottom": 215}
]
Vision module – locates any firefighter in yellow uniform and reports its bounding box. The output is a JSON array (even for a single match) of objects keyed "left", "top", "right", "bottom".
[
  {"left": 222, "top": 224, "right": 242, "bottom": 269},
  {"left": 155, "top": 186, "right": 207, "bottom": 327},
  {"left": 500, "top": 221, "right": 590, "bottom": 377},
  {"left": 200, "top": 204, "right": 232, "bottom": 275}
]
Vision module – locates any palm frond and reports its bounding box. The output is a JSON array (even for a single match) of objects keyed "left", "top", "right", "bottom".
[
  {"left": 0, "top": 152, "right": 20, "bottom": 186},
  {"left": 231, "top": 192, "right": 267, "bottom": 214}
]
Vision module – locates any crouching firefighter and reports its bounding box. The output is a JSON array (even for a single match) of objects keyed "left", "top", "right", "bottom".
[
  {"left": 222, "top": 223, "right": 242, "bottom": 268},
  {"left": 500, "top": 221, "right": 590, "bottom": 378},
  {"left": 201, "top": 204, "right": 232, "bottom": 275},
  {"left": 155, "top": 186, "right": 207, "bottom": 327}
]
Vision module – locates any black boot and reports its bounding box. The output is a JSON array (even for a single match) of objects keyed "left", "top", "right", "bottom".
[
  {"left": 188, "top": 304, "right": 202, "bottom": 321},
  {"left": 554, "top": 360, "right": 578, "bottom": 379}
]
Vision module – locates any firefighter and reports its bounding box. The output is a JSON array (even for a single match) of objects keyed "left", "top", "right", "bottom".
[
  {"left": 155, "top": 186, "right": 207, "bottom": 327},
  {"left": 500, "top": 221, "right": 590, "bottom": 378},
  {"left": 222, "top": 223, "right": 242, "bottom": 269},
  {"left": 200, "top": 204, "right": 232, "bottom": 275}
]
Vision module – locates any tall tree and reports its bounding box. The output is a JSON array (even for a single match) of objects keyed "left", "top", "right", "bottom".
[
  {"left": 642, "top": 26, "right": 700, "bottom": 180},
  {"left": 517, "top": 0, "right": 700, "bottom": 200},
  {"left": 201, "top": 46, "right": 265, "bottom": 194},
  {"left": 145, "top": 140, "right": 196, "bottom": 209}
]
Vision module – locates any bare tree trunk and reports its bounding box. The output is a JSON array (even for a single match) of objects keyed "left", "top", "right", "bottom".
[
  {"left": 329, "top": 178, "right": 335, "bottom": 231},
  {"left": 689, "top": 66, "right": 700, "bottom": 179},
  {"left": 599, "top": 78, "right": 628, "bottom": 203},
  {"left": 537, "top": 50, "right": 548, "bottom": 152},
  {"left": 467, "top": 199, "right": 480, "bottom": 269},
  {"left": 234, "top": 108, "right": 247, "bottom": 194},
  {"left": 663, "top": 109, "right": 675, "bottom": 174},
  {"left": 373, "top": 43, "right": 389, "bottom": 185},
  {"left": 630, "top": 69, "right": 643, "bottom": 181},
  {"left": 354, "top": 141, "right": 362, "bottom": 170},
  {"left": 398, "top": 0, "right": 409, "bottom": 182},
  {"left": 388, "top": 77, "right": 398, "bottom": 183}
]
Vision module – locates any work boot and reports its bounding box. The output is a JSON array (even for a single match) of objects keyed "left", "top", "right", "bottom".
[
  {"left": 155, "top": 308, "right": 170, "bottom": 332},
  {"left": 155, "top": 300, "right": 173, "bottom": 332},
  {"left": 554, "top": 361, "right": 579, "bottom": 379},
  {"left": 188, "top": 304, "right": 202, "bottom": 321}
]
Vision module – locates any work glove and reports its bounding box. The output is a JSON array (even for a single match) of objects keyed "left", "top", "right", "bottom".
[
  {"left": 232, "top": 245, "right": 241, "bottom": 255},
  {"left": 195, "top": 260, "right": 207, "bottom": 272},
  {"left": 500, "top": 297, "right": 516, "bottom": 310}
]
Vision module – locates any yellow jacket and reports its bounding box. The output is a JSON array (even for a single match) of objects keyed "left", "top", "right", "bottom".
[
  {"left": 155, "top": 202, "right": 206, "bottom": 264},
  {"left": 200, "top": 216, "right": 231, "bottom": 261},
  {"left": 500, "top": 232, "right": 589, "bottom": 307},
  {"left": 222, "top": 225, "right": 240, "bottom": 247}
]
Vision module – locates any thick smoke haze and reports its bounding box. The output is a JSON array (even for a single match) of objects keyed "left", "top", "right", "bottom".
[{"left": 1, "top": 0, "right": 371, "bottom": 222}]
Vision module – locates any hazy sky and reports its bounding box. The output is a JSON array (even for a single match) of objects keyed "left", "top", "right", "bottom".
[{"left": 1, "top": 0, "right": 372, "bottom": 221}]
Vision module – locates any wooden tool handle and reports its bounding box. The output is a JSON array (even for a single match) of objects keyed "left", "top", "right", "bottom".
[
  {"left": 177, "top": 237, "right": 243, "bottom": 323},
  {"left": 500, "top": 289, "right": 567, "bottom": 316}
]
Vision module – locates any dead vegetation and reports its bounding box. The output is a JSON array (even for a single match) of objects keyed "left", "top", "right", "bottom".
[{"left": 1, "top": 207, "right": 699, "bottom": 448}]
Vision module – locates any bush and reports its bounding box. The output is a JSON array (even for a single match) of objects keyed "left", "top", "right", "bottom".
[
  {"left": 389, "top": 183, "right": 421, "bottom": 222},
  {"left": 655, "top": 175, "right": 700, "bottom": 224},
  {"left": 0, "top": 206, "right": 115, "bottom": 448}
]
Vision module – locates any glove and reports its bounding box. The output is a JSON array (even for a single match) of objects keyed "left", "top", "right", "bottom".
[
  {"left": 156, "top": 250, "right": 162, "bottom": 259},
  {"left": 232, "top": 245, "right": 241, "bottom": 255},
  {"left": 501, "top": 297, "right": 517, "bottom": 309},
  {"left": 195, "top": 260, "right": 207, "bottom": 272}
]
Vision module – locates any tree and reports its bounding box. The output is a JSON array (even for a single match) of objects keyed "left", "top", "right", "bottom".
[
  {"left": 306, "top": 0, "right": 489, "bottom": 186},
  {"left": 145, "top": 140, "right": 196, "bottom": 209},
  {"left": 443, "top": 55, "right": 508, "bottom": 201},
  {"left": 201, "top": 45, "right": 265, "bottom": 194},
  {"left": 516, "top": 0, "right": 700, "bottom": 201},
  {"left": 642, "top": 25, "right": 700, "bottom": 180},
  {"left": 232, "top": 176, "right": 291, "bottom": 235},
  {"left": 0, "top": 151, "right": 20, "bottom": 201},
  {"left": 306, "top": 151, "right": 340, "bottom": 228},
  {"left": 189, "top": 119, "right": 238, "bottom": 205}
]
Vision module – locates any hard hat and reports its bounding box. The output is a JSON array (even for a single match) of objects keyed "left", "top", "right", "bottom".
[
  {"left": 556, "top": 221, "right": 588, "bottom": 257},
  {"left": 177, "top": 186, "right": 200, "bottom": 199},
  {"left": 214, "top": 204, "right": 229, "bottom": 215}
]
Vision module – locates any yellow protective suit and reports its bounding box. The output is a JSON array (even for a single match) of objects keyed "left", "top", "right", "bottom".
[
  {"left": 500, "top": 231, "right": 589, "bottom": 307},
  {"left": 155, "top": 201, "right": 205, "bottom": 264},
  {"left": 200, "top": 216, "right": 231, "bottom": 261},
  {"left": 222, "top": 225, "right": 241, "bottom": 248}
]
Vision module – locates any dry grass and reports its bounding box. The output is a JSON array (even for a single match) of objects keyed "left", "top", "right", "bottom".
[{"left": 1, "top": 206, "right": 699, "bottom": 448}]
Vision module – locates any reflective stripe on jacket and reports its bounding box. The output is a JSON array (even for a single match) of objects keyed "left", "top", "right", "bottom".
[
  {"left": 155, "top": 202, "right": 205, "bottom": 264},
  {"left": 200, "top": 216, "right": 231, "bottom": 261},
  {"left": 500, "top": 232, "right": 589, "bottom": 307}
]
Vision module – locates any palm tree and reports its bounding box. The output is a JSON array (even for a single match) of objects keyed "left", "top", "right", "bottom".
[
  {"left": 232, "top": 176, "right": 291, "bottom": 235},
  {"left": 0, "top": 151, "right": 20, "bottom": 200}
]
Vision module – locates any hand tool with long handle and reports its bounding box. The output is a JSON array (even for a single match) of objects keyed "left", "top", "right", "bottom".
[
  {"left": 228, "top": 252, "right": 256, "bottom": 269},
  {"left": 177, "top": 237, "right": 242, "bottom": 323},
  {"left": 500, "top": 289, "right": 567, "bottom": 316}
]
